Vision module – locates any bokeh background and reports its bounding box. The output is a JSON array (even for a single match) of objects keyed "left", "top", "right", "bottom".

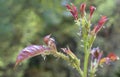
[{"left": 0, "top": 0, "right": 120, "bottom": 77}]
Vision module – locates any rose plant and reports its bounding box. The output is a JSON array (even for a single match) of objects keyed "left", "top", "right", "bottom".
[{"left": 15, "top": 3, "right": 119, "bottom": 77}]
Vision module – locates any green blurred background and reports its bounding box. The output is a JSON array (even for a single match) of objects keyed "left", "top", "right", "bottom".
[{"left": 0, "top": 0, "right": 120, "bottom": 77}]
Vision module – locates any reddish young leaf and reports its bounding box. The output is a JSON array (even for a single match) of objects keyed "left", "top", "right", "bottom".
[
  {"left": 99, "top": 53, "right": 119, "bottom": 65},
  {"left": 92, "top": 16, "right": 108, "bottom": 34},
  {"left": 99, "top": 57, "right": 109, "bottom": 64},
  {"left": 89, "top": 6, "right": 96, "bottom": 20},
  {"left": 15, "top": 45, "right": 51, "bottom": 67},
  {"left": 66, "top": 4, "right": 78, "bottom": 20},
  {"left": 43, "top": 34, "right": 56, "bottom": 50},
  {"left": 80, "top": 3, "right": 86, "bottom": 18},
  {"left": 44, "top": 34, "right": 51, "bottom": 45},
  {"left": 107, "top": 52, "right": 119, "bottom": 61}
]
